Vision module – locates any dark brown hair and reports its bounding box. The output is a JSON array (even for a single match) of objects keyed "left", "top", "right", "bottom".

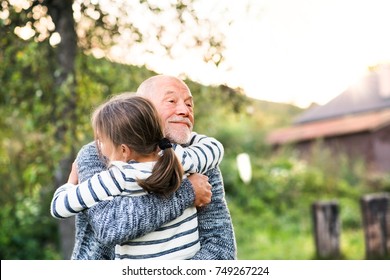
[{"left": 91, "top": 94, "right": 183, "bottom": 196}]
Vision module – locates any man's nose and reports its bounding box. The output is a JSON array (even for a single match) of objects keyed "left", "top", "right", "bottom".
[{"left": 176, "top": 101, "right": 190, "bottom": 115}]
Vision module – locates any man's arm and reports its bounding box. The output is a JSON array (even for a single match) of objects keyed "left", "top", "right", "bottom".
[
  {"left": 85, "top": 179, "right": 196, "bottom": 245},
  {"left": 54, "top": 132, "right": 220, "bottom": 219},
  {"left": 191, "top": 167, "right": 237, "bottom": 260},
  {"left": 77, "top": 142, "right": 210, "bottom": 246}
]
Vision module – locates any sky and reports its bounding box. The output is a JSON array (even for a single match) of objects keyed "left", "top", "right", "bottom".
[
  {"left": 14, "top": 0, "right": 390, "bottom": 108},
  {"left": 127, "top": 0, "right": 390, "bottom": 108}
]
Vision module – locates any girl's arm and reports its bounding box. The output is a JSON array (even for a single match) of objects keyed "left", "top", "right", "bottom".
[
  {"left": 174, "top": 132, "right": 224, "bottom": 174},
  {"left": 50, "top": 165, "right": 127, "bottom": 219},
  {"left": 74, "top": 142, "right": 202, "bottom": 247},
  {"left": 51, "top": 132, "right": 222, "bottom": 219}
]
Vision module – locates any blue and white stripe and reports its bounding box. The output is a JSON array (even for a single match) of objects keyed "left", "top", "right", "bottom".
[
  {"left": 175, "top": 132, "right": 224, "bottom": 175},
  {"left": 51, "top": 132, "right": 224, "bottom": 219},
  {"left": 50, "top": 132, "right": 224, "bottom": 259},
  {"left": 115, "top": 209, "right": 200, "bottom": 259}
]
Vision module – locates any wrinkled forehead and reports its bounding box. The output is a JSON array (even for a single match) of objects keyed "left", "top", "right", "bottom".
[
  {"left": 157, "top": 78, "right": 192, "bottom": 96},
  {"left": 150, "top": 80, "right": 191, "bottom": 104},
  {"left": 138, "top": 76, "right": 193, "bottom": 106}
]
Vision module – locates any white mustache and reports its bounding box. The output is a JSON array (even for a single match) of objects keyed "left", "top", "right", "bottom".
[{"left": 168, "top": 117, "right": 193, "bottom": 129}]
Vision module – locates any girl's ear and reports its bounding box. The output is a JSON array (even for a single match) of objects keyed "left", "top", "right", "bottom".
[{"left": 121, "top": 144, "right": 132, "bottom": 162}]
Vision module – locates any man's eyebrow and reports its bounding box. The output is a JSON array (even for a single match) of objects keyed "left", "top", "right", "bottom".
[
  {"left": 186, "top": 96, "right": 194, "bottom": 103},
  {"left": 163, "top": 90, "right": 175, "bottom": 96},
  {"left": 163, "top": 91, "right": 193, "bottom": 101}
]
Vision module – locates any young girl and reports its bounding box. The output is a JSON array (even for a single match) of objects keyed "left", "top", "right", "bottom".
[{"left": 51, "top": 94, "right": 224, "bottom": 259}]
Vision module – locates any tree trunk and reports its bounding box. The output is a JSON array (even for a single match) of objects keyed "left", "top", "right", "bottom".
[
  {"left": 46, "top": 0, "right": 78, "bottom": 259},
  {"left": 312, "top": 200, "right": 340, "bottom": 259},
  {"left": 361, "top": 192, "right": 390, "bottom": 259}
]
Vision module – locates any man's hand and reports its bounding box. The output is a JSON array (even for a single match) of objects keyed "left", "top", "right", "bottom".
[
  {"left": 67, "top": 161, "right": 79, "bottom": 185},
  {"left": 187, "top": 173, "right": 212, "bottom": 207}
]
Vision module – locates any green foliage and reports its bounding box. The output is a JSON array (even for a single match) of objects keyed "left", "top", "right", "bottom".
[
  {"left": 1, "top": 36, "right": 389, "bottom": 260},
  {"left": 0, "top": 189, "right": 61, "bottom": 260},
  {"left": 222, "top": 141, "right": 385, "bottom": 259},
  {"left": 209, "top": 98, "right": 381, "bottom": 259}
]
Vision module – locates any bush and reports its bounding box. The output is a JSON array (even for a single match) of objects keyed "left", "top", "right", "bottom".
[{"left": 0, "top": 189, "right": 61, "bottom": 259}]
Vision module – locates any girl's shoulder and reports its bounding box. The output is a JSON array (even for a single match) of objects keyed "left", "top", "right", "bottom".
[{"left": 109, "top": 160, "right": 155, "bottom": 172}]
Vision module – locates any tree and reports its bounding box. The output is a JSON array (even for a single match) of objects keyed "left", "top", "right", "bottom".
[{"left": 1, "top": 0, "right": 229, "bottom": 258}]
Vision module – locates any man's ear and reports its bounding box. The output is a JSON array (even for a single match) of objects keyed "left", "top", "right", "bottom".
[{"left": 121, "top": 144, "right": 132, "bottom": 161}]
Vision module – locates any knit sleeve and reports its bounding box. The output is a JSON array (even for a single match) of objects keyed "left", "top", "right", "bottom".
[
  {"left": 190, "top": 167, "right": 237, "bottom": 260},
  {"left": 76, "top": 142, "right": 196, "bottom": 245},
  {"left": 174, "top": 132, "right": 224, "bottom": 174},
  {"left": 85, "top": 179, "right": 195, "bottom": 245}
]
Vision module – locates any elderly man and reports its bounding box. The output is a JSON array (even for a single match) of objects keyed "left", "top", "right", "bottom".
[{"left": 71, "top": 75, "right": 237, "bottom": 260}]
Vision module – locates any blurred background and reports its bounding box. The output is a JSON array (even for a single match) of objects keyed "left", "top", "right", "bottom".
[{"left": 1, "top": 0, "right": 390, "bottom": 260}]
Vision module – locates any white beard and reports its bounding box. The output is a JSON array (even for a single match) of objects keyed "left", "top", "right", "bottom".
[{"left": 165, "top": 126, "right": 191, "bottom": 145}]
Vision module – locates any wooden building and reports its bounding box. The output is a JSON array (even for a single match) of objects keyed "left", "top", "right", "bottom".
[{"left": 267, "top": 64, "right": 390, "bottom": 173}]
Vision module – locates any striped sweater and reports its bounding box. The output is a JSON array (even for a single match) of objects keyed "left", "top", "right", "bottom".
[
  {"left": 51, "top": 132, "right": 224, "bottom": 259},
  {"left": 51, "top": 132, "right": 223, "bottom": 218},
  {"left": 70, "top": 134, "right": 237, "bottom": 260}
]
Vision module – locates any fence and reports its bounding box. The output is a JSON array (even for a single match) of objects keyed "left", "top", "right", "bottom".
[{"left": 312, "top": 192, "right": 390, "bottom": 259}]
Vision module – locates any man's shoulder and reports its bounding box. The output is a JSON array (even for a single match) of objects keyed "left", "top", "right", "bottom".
[
  {"left": 77, "top": 141, "right": 98, "bottom": 158},
  {"left": 76, "top": 140, "right": 106, "bottom": 181},
  {"left": 204, "top": 167, "right": 223, "bottom": 184},
  {"left": 204, "top": 166, "right": 221, "bottom": 175},
  {"left": 79, "top": 141, "right": 97, "bottom": 151}
]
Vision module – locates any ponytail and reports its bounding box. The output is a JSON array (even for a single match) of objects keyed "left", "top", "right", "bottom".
[
  {"left": 138, "top": 144, "right": 183, "bottom": 197},
  {"left": 93, "top": 95, "right": 183, "bottom": 197}
]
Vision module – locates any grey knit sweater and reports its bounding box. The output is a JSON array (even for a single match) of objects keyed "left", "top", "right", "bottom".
[{"left": 71, "top": 142, "right": 237, "bottom": 260}]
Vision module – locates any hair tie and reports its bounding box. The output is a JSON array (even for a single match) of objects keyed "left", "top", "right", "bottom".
[{"left": 158, "top": 138, "right": 172, "bottom": 150}]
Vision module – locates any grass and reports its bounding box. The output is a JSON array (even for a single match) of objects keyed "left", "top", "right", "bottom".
[
  {"left": 340, "top": 229, "right": 365, "bottom": 260},
  {"left": 228, "top": 200, "right": 366, "bottom": 260}
]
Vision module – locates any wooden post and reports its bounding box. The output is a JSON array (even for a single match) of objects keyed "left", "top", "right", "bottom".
[
  {"left": 360, "top": 192, "right": 390, "bottom": 259},
  {"left": 312, "top": 200, "right": 340, "bottom": 259}
]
